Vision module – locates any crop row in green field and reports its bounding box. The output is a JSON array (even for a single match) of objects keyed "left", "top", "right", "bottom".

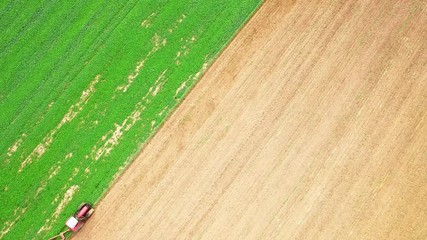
[{"left": 0, "top": 0, "right": 262, "bottom": 239}]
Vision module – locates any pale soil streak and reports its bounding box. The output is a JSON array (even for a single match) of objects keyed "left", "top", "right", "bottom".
[
  {"left": 119, "top": 12, "right": 191, "bottom": 93},
  {"left": 116, "top": 34, "right": 167, "bottom": 93},
  {"left": 1, "top": 153, "right": 74, "bottom": 238},
  {"left": 18, "top": 75, "right": 101, "bottom": 172},
  {"left": 3, "top": 133, "right": 26, "bottom": 164},
  {"left": 37, "top": 185, "right": 79, "bottom": 235},
  {"left": 0, "top": 207, "right": 27, "bottom": 239},
  {"left": 93, "top": 70, "right": 167, "bottom": 161},
  {"left": 77, "top": 0, "right": 427, "bottom": 239},
  {"left": 174, "top": 60, "right": 210, "bottom": 98},
  {"left": 141, "top": 12, "right": 157, "bottom": 29}
]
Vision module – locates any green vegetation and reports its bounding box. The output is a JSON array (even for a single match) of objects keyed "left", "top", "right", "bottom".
[{"left": 0, "top": 1, "right": 261, "bottom": 239}]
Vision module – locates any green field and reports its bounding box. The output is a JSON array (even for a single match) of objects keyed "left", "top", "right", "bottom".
[{"left": 0, "top": 1, "right": 262, "bottom": 239}]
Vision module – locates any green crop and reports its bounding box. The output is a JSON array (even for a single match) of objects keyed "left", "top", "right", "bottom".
[{"left": 0, "top": 0, "right": 261, "bottom": 239}]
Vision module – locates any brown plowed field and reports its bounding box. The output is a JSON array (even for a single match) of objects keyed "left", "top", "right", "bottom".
[{"left": 76, "top": 0, "right": 427, "bottom": 239}]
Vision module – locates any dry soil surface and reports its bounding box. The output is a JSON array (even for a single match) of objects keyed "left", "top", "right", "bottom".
[{"left": 76, "top": 0, "right": 427, "bottom": 239}]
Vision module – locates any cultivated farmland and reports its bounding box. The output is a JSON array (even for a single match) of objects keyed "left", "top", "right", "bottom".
[
  {"left": 0, "top": 1, "right": 262, "bottom": 239},
  {"left": 77, "top": 0, "right": 427, "bottom": 239}
]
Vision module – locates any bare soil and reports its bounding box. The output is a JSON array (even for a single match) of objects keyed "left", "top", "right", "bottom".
[{"left": 76, "top": 0, "right": 427, "bottom": 239}]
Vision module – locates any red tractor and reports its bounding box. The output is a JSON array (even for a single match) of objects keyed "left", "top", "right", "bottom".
[
  {"left": 66, "top": 202, "right": 95, "bottom": 232},
  {"left": 49, "top": 202, "right": 95, "bottom": 240}
]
